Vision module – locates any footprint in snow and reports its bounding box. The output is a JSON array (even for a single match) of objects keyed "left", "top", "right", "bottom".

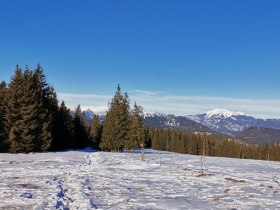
[{"left": 20, "top": 192, "right": 33, "bottom": 199}]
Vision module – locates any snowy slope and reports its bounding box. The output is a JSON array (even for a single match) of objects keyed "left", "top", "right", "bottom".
[{"left": 0, "top": 150, "right": 280, "bottom": 209}]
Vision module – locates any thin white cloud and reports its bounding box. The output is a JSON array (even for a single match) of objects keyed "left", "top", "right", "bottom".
[
  {"left": 57, "top": 91, "right": 280, "bottom": 119},
  {"left": 57, "top": 93, "right": 112, "bottom": 110}
]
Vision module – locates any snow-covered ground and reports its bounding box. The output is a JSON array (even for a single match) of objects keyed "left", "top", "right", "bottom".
[{"left": 0, "top": 149, "right": 280, "bottom": 209}]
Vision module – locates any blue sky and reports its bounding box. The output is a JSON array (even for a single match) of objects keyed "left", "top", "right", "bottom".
[{"left": 1, "top": 0, "right": 280, "bottom": 118}]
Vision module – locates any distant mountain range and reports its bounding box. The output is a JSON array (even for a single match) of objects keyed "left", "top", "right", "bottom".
[
  {"left": 187, "top": 109, "right": 280, "bottom": 135},
  {"left": 81, "top": 107, "right": 107, "bottom": 122},
  {"left": 80, "top": 107, "right": 280, "bottom": 144},
  {"left": 237, "top": 127, "right": 280, "bottom": 145},
  {"left": 142, "top": 112, "right": 211, "bottom": 132}
]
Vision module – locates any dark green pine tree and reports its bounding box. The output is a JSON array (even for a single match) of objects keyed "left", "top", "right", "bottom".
[
  {"left": 99, "top": 105, "right": 115, "bottom": 151},
  {"left": 5, "top": 65, "right": 59, "bottom": 153},
  {"left": 33, "top": 64, "right": 58, "bottom": 151},
  {"left": 19, "top": 68, "right": 44, "bottom": 153},
  {"left": 144, "top": 126, "right": 151, "bottom": 148},
  {"left": 150, "top": 128, "right": 160, "bottom": 150},
  {"left": 100, "top": 85, "right": 131, "bottom": 151},
  {"left": 41, "top": 86, "right": 58, "bottom": 151},
  {"left": 89, "top": 114, "right": 102, "bottom": 149},
  {"left": 127, "top": 103, "right": 146, "bottom": 152},
  {"left": 73, "top": 105, "right": 89, "bottom": 149},
  {"left": 0, "top": 81, "right": 8, "bottom": 152},
  {"left": 50, "top": 101, "right": 74, "bottom": 150},
  {"left": 5, "top": 66, "right": 25, "bottom": 153}
]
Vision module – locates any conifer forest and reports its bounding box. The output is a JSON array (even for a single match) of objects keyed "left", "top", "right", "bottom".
[{"left": 0, "top": 65, "right": 280, "bottom": 161}]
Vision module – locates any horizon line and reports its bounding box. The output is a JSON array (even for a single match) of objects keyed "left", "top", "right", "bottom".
[{"left": 57, "top": 91, "right": 280, "bottom": 119}]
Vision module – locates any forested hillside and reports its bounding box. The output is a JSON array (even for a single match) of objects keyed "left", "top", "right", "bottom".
[{"left": 0, "top": 65, "right": 280, "bottom": 161}]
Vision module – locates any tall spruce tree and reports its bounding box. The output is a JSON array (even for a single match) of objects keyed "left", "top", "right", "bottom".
[
  {"left": 73, "top": 105, "right": 89, "bottom": 149},
  {"left": 127, "top": 103, "right": 145, "bottom": 152},
  {"left": 19, "top": 68, "right": 43, "bottom": 152},
  {"left": 33, "top": 65, "right": 58, "bottom": 151},
  {"left": 51, "top": 101, "right": 74, "bottom": 150},
  {"left": 0, "top": 81, "right": 7, "bottom": 152},
  {"left": 89, "top": 115, "right": 102, "bottom": 148},
  {"left": 4, "top": 65, "right": 59, "bottom": 153},
  {"left": 100, "top": 85, "right": 131, "bottom": 151},
  {"left": 6, "top": 66, "right": 25, "bottom": 153}
]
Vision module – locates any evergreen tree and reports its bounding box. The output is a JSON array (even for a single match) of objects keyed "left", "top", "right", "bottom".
[
  {"left": 5, "top": 66, "right": 25, "bottom": 153},
  {"left": 89, "top": 115, "right": 102, "bottom": 148},
  {"left": 158, "top": 130, "right": 167, "bottom": 151},
  {"left": 144, "top": 126, "right": 151, "bottom": 148},
  {"left": 5, "top": 65, "right": 59, "bottom": 153},
  {"left": 100, "top": 85, "right": 131, "bottom": 151},
  {"left": 50, "top": 101, "right": 74, "bottom": 150},
  {"left": 0, "top": 81, "right": 7, "bottom": 152},
  {"left": 150, "top": 128, "right": 160, "bottom": 150},
  {"left": 33, "top": 65, "right": 58, "bottom": 151},
  {"left": 127, "top": 103, "right": 145, "bottom": 151},
  {"left": 19, "top": 68, "right": 43, "bottom": 152},
  {"left": 73, "top": 105, "right": 89, "bottom": 149}
]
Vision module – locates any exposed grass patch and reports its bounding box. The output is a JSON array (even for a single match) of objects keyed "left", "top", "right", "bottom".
[
  {"left": 224, "top": 188, "right": 230, "bottom": 193},
  {"left": 212, "top": 196, "right": 220, "bottom": 205},
  {"left": 16, "top": 183, "right": 39, "bottom": 189},
  {"left": 182, "top": 168, "right": 191, "bottom": 171},
  {"left": 2, "top": 204, "right": 34, "bottom": 209},
  {"left": 196, "top": 173, "right": 215, "bottom": 177},
  {"left": 224, "top": 177, "right": 245, "bottom": 183},
  {"left": 138, "top": 187, "right": 145, "bottom": 192}
]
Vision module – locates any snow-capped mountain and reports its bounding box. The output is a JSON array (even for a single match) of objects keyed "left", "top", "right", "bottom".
[
  {"left": 205, "top": 109, "right": 245, "bottom": 118},
  {"left": 81, "top": 106, "right": 108, "bottom": 116},
  {"left": 143, "top": 112, "right": 211, "bottom": 132},
  {"left": 80, "top": 108, "right": 212, "bottom": 133},
  {"left": 82, "top": 106, "right": 107, "bottom": 119},
  {"left": 188, "top": 109, "right": 280, "bottom": 135},
  {"left": 70, "top": 106, "right": 107, "bottom": 122},
  {"left": 77, "top": 107, "right": 280, "bottom": 143}
]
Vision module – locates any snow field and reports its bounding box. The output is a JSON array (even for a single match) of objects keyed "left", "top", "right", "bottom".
[{"left": 0, "top": 149, "right": 280, "bottom": 209}]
